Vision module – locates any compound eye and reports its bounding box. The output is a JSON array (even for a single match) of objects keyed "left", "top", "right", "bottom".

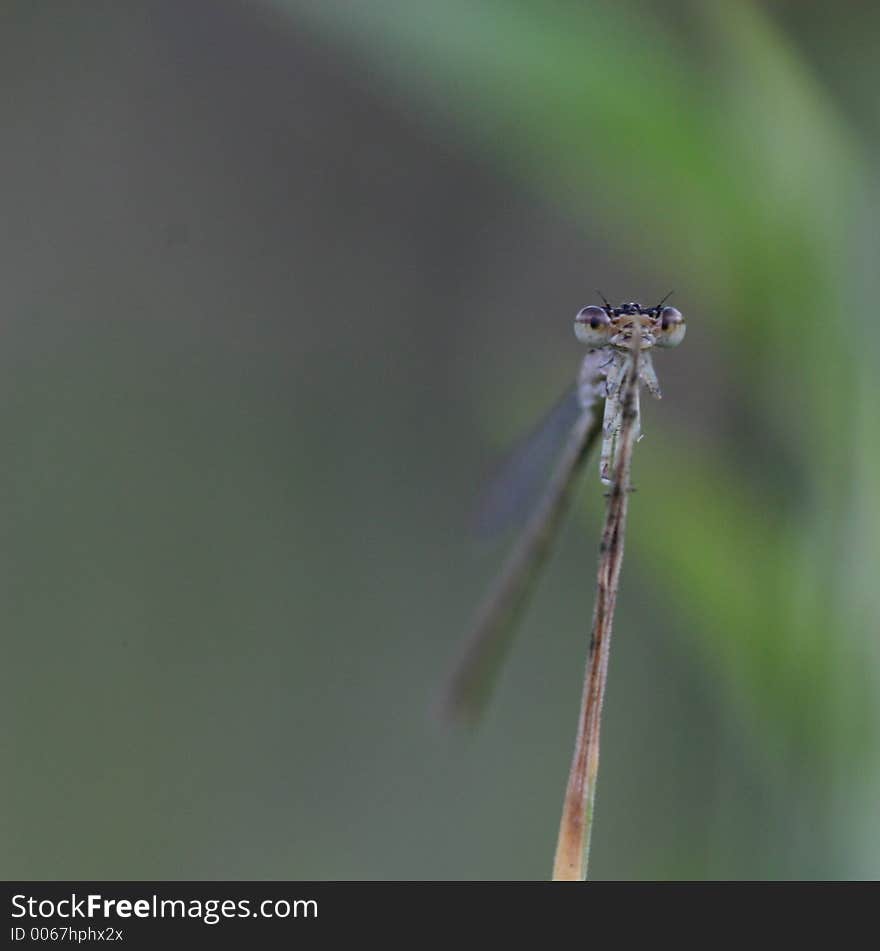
[
  {"left": 574, "top": 305, "right": 613, "bottom": 347},
  {"left": 655, "top": 306, "right": 686, "bottom": 348},
  {"left": 576, "top": 305, "right": 611, "bottom": 329},
  {"left": 660, "top": 306, "right": 683, "bottom": 330}
]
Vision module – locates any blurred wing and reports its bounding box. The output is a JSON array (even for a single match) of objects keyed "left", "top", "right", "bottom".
[
  {"left": 471, "top": 387, "right": 584, "bottom": 537},
  {"left": 437, "top": 401, "right": 601, "bottom": 726}
]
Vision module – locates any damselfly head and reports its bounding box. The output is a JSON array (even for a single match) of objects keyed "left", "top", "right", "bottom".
[{"left": 574, "top": 297, "right": 686, "bottom": 350}]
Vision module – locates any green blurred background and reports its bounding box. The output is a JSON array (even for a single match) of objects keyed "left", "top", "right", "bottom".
[{"left": 3, "top": 0, "right": 879, "bottom": 880}]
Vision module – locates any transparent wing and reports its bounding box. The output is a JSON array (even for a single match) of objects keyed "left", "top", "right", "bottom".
[
  {"left": 437, "top": 402, "right": 602, "bottom": 726},
  {"left": 471, "top": 387, "right": 584, "bottom": 537}
]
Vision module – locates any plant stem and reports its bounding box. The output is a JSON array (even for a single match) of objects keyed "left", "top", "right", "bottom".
[{"left": 552, "top": 337, "right": 642, "bottom": 881}]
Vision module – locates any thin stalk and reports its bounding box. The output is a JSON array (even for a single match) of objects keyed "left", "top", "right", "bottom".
[{"left": 552, "top": 335, "right": 642, "bottom": 881}]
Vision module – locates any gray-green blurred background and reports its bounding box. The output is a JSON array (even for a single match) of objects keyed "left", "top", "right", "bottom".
[{"left": 3, "top": 0, "right": 879, "bottom": 880}]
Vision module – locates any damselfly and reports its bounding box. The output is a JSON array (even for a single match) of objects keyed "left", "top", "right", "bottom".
[{"left": 439, "top": 297, "right": 686, "bottom": 724}]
